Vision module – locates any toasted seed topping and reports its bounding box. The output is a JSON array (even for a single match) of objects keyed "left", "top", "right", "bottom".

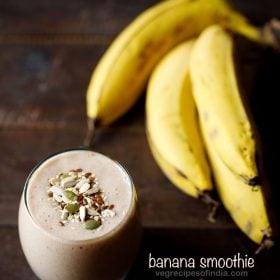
[{"left": 47, "top": 168, "right": 116, "bottom": 231}]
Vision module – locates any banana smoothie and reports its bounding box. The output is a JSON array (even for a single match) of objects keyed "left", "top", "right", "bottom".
[{"left": 19, "top": 149, "right": 142, "bottom": 280}]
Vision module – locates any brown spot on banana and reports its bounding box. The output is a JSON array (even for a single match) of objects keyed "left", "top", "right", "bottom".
[
  {"left": 175, "top": 168, "right": 188, "bottom": 180},
  {"left": 203, "top": 111, "right": 209, "bottom": 122},
  {"left": 214, "top": 152, "right": 260, "bottom": 187},
  {"left": 137, "top": 40, "right": 166, "bottom": 72},
  {"left": 208, "top": 128, "right": 219, "bottom": 139},
  {"left": 173, "top": 23, "right": 186, "bottom": 37},
  {"left": 241, "top": 175, "right": 260, "bottom": 187},
  {"left": 245, "top": 221, "right": 253, "bottom": 236}
]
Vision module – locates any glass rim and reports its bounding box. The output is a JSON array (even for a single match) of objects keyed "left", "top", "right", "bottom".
[{"left": 23, "top": 147, "right": 137, "bottom": 244}]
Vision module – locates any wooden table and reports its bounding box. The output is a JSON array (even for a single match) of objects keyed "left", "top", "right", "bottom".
[{"left": 0, "top": 0, "right": 279, "bottom": 279}]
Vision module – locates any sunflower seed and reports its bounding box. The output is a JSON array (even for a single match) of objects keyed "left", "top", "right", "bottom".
[
  {"left": 61, "top": 209, "right": 69, "bottom": 220},
  {"left": 61, "top": 177, "right": 77, "bottom": 188},
  {"left": 49, "top": 186, "right": 64, "bottom": 196},
  {"left": 53, "top": 193, "right": 63, "bottom": 203},
  {"left": 85, "top": 185, "right": 99, "bottom": 195},
  {"left": 87, "top": 208, "right": 99, "bottom": 216},
  {"left": 85, "top": 197, "right": 93, "bottom": 206},
  {"left": 79, "top": 183, "right": 90, "bottom": 193},
  {"left": 75, "top": 179, "right": 89, "bottom": 189},
  {"left": 79, "top": 206, "right": 86, "bottom": 222}
]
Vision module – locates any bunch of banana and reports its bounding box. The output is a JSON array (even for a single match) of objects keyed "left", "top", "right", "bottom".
[
  {"left": 145, "top": 25, "right": 275, "bottom": 246},
  {"left": 84, "top": 0, "right": 279, "bottom": 246},
  {"left": 84, "top": 0, "right": 274, "bottom": 146},
  {"left": 146, "top": 25, "right": 275, "bottom": 245}
]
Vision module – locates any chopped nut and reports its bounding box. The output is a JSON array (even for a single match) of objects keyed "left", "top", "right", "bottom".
[{"left": 84, "top": 172, "right": 92, "bottom": 178}]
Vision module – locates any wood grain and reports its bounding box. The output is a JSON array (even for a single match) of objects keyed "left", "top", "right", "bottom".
[{"left": 0, "top": 0, "right": 279, "bottom": 279}]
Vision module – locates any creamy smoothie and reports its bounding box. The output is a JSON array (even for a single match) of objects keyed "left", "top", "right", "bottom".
[{"left": 19, "top": 149, "right": 142, "bottom": 280}]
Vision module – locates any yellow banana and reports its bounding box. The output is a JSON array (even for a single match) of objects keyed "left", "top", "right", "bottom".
[
  {"left": 190, "top": 25, "right": 259, "bottom": 185},
  {"left": 201, "top": 115, "right": 272, "bottom": 244},
  {"left": 146, "top": 41, "right": 211, "bottom": 198},
  {"left": 86, "top": 0, "right": 266, "bottom": 140}
]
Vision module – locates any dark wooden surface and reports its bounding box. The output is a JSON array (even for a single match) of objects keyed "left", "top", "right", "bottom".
[{"left": 0, "top": 1, "right": 280, "bottom": 279}]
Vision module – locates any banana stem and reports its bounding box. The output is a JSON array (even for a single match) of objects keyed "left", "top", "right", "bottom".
[
  {"left": 198, "top": 190, "right": 220, "bottom": 223},
  {"left": 261, "top": 19, "right": 280, "bottom": 49},
  {"left": 84, "top": 118, "right": 96, "bottom": 148},
  {"left": 254, "top": 237, "right": 274, "bottom": 255}
]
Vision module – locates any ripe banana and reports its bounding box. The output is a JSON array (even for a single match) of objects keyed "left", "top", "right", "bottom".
[
  {"left": 190, "top": 25, "right": 259, "bottom": 186},
  {"left": 201, "top": 114, "right": 272, "bottom": 244},
  {"left": 146, "top": 40, "right": 211, "bottom": 198},
  {"left": 85, "top": 0, "right": 268, "bottom": 145}
]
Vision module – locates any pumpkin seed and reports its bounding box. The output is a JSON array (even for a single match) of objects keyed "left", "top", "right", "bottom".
[
  {"left": 63, "top": 190, "right": 77, "bottom": 202},
  {"left": 65, "top": 203, "right": 79, "bottom": 214},
  {"left": 83, "top": 219, "right": 101, "bottom": 230}
]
